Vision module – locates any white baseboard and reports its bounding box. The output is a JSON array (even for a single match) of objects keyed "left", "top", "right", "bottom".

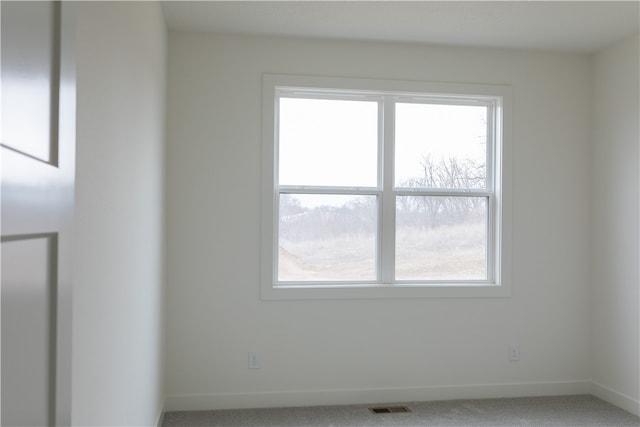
[
  {"left": 591, "top": 381, "right": 640, "bottom": 416},
  {"left": 164, "top": 380, "right": 591, "bottom": 412}
]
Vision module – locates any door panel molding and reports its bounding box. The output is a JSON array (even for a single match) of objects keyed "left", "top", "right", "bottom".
[{"left": 1, "top": 233, "right": 58, "bottom": 426}]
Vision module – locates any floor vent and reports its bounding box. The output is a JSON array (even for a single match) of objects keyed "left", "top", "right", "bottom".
[{"left": 369, "top": 406, "right": 411, "bottom": 414}]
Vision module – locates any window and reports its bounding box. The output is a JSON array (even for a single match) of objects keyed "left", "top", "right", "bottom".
[{"left": 261, "top": 74, "right": 512, "bottom": 299}]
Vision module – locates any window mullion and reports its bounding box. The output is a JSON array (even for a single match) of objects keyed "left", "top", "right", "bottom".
[
  {"left": 487, "top": 193, "right": 496, "bottom": 283},
  {"left": 486, "top": 103, "right": 496, "bottom": 283},
  {"left": 486, "top": 102, "right": 495, "bottom": 192},
  {"left": 381, "top": 96, "right": 395, "bottom": 284}
]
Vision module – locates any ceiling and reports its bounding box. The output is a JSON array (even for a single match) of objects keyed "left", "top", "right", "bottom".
[{"left": 161, "top": 1, "right": 639, "bottom": 53}]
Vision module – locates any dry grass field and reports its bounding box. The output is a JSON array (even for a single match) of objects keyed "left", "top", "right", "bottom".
[{"left": 278, "top": 221, "right": 486, "bottom": 282}]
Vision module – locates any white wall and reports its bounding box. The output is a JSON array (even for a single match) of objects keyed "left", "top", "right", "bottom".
[
  {"left": 591, "top": 33, "right": 640, "bottom": 415},
  {"left": 73, "top": 2, "right": 166, "bottom": 425},
  {"left": 165, "top": 33, "right": 593, "bottom": 410}
]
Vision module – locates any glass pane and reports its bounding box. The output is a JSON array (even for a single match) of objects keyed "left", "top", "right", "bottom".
[
  {"left": 278, "top": 97, "right": 378, "bottom": 187},
  {"left": 395, "top": 196, "right": 487, "bottom": 280},
  {"left": 278, "top": 194, "right": 377, "bottom": 282},
  {"left": 395, "top": 103, "right": 487, "bottom": 189}
]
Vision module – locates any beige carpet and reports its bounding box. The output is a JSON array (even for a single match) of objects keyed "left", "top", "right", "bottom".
[{"left": 162, "top": 394, "right": 639, "bottom": 426}]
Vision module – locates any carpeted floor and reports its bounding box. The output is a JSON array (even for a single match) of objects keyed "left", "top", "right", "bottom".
[{"left": 162, "top": 394, "right": 639, "bottom": 426}]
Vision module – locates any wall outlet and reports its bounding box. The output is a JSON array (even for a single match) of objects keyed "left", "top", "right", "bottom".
[
  {"left": 509, "top": 344, "right": 520, "bottom": 362},
  {"left": 248, "top": 352, "right": 260, "bottom": 369}
]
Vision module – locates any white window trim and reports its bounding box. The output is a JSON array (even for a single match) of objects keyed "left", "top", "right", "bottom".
[{"left": 261, "top": 74, "right": 513, "bottom": 300}]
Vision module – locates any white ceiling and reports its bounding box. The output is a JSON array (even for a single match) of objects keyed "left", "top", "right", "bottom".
[{"left": 161, "top": 1, "right": 639, "bottom": 53}]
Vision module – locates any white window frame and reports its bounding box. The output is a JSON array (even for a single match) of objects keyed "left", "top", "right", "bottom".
[{"left": 261, "top": 74, "right": 512, "bottom": 300}]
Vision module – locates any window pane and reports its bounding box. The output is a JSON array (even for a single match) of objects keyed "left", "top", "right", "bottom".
[
  {"left": 278, "top": 194, "right": 377, "bottom": 282},
  {"left": 395, "top": 103, "right": 487, "bottom": 189},
  {"left": 395, "top": 196, "right": 487, "bottom": 280},
  {"left": 279, "top": 97, "right": 378, "bottom": 187}
]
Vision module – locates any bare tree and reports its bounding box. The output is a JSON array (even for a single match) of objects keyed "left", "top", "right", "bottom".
[{"left": 398, "top": 155, "right": 486, "bottom": 228}]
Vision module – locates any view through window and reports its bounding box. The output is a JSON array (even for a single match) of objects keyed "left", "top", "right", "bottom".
[{"left": 262, "top": 75, "right": 510, "bottom": 297}]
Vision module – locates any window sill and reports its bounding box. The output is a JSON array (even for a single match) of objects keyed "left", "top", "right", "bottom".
[{"left": 260, "top": 282, "right": 511, "bottom": 300}]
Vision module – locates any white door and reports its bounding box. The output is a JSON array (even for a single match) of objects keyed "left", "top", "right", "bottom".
[{"left": 1, "top": 2, "right": 75, "bottom": 426}]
